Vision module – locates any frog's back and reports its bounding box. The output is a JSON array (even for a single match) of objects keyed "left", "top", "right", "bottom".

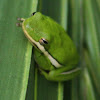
[
  {"left": 45, "top": 16, "right": 79, "bottom": 66},
  {"left": 23, "top": 13, "right": 79, "bottom": 67}
]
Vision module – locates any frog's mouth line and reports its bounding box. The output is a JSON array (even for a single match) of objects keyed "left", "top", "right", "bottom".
[{"left": 22, "top": 24, "right": 62, "bottom": 68}]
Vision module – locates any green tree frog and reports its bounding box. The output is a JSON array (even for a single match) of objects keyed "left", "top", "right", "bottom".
[{"left": 16, "top": 12, "right": 81, "bottom": 81}]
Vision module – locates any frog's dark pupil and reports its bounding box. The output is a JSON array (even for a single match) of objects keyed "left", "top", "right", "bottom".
[
  {"left": 32, "top": 12, "right": 36, "bottom": 16},
  {"left": 43, "top": 40, "right": 48, "bottom": 44}
]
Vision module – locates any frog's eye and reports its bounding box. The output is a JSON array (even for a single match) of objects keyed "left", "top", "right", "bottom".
[
  {"left": 39, "top": 38, "right": 48, "bottom": 45},
  {"left": 31, "top": 12, "right": 36, "bottom": 16}
]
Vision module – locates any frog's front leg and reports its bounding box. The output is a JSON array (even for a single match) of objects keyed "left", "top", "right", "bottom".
[
  {"left": 17, "top": 18, "right": 25, "bottom": 21},
  {"left": 16, "top": 18, "right": 25, "bottom": 27},
  {"left": 40, "top": 66, "right": 81, "bottom": 82}
]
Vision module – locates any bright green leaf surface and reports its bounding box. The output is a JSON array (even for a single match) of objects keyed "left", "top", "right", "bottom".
[{"left": 0, "top": 0, "right": 38, "bottom": 100}]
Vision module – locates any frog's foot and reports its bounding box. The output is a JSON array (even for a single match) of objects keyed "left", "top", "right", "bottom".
[
  {"left": 39, "top": 67, "right": 81, "bottom": 82},
  {"left": 16, "top": 23, "right": 22, "bottom": 27},
  {"left": 17, "top": 18, "right": 25, "bottom": 21},
  {"left": 16, "top": 18, "right": 25, "bottom": 27}
]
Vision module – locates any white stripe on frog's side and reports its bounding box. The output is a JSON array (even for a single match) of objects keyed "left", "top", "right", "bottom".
[
  {"left": 61, "top": 67, "right": 81, "bottom": 75},
  {"left": 22, "top": 23, "right": 62, "bottom": 68}
]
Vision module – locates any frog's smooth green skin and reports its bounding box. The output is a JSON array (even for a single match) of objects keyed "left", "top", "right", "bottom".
[{"left": 19, "top": 12, "right": 81, "bottom": 81}]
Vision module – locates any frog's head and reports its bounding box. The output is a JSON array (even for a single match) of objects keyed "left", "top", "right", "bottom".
[
  {"left": 21, "top": 12, "right": 62, "bottom": 68},
  {"left": 22, "top": 12, "right": 55, "bottom": 50}
]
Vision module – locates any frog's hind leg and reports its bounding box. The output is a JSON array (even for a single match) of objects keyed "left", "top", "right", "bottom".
[{"left": 40, "top": 66, "right": 81, "bottom": 82}]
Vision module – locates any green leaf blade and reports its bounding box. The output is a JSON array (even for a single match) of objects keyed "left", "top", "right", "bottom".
[{"left": 0, "top": 0, "right": 38, "bottom": 100}]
